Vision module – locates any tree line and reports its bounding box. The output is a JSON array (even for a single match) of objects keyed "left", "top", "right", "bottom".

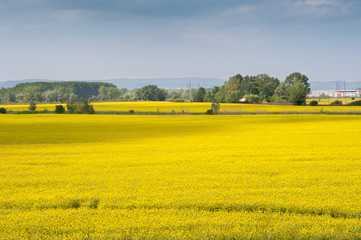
[
  {"left": 192, "top": 72, "right": 310, "bottom": 105},
  {"left": 0, "top": 72, "right": 311, "bottom": 105}
]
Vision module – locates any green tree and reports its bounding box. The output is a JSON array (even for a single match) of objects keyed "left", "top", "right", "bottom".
[
  {"left": 289, "top": 80, "right": 308, "bottom": 105},
  {"left": 6, "top": 91, "right": 16, "bottom": 102},
  {"left": 254, "top": 74, "right": 280, "bottom": 99},
  {"left": 225, "top": 91, "right": 241, "bottom": 103},
  {"left": 24, "top": 86, "right": 42, "bottom": 102},
  {"left": 193, "top": 87, "right": 206, "bottom": 102},
  {"left": 214, "top": 86, "right": 227, "bottom": 103},
  {"left": 136, "top": 85, "right": 166, "bottom": 101},
  {"left": 98, "top": 86, "right": 121, "bottom": 100},
  {"left": 204, "top": 86, "right": 220, "bottom": 102},
  {"left": 284, "top": 72, "right": 310, "bottom": 94},
  {"left": 226, "top": 74, "right": 243, "bottom": 91},
  {"left": 55, "top": 105, "right": 65, "bottom": 113},
  {"left": 28, "top": 101, "right": 37, "bottom": 112}
]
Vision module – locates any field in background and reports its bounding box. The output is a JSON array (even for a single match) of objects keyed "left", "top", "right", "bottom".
[
  {"left": 2, "top": 101, "right": 361, "bottom": 114},
  {"left": 1, "top": 114, "right": 361, "bottom": 239},
  {"left": 306, "top": 97, "right": 361, "bottom": 105}
]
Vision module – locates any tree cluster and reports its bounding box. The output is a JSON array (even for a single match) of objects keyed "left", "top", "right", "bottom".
[
  {"left": 0, "top": 82, "right": 121, "bottom": 103},
  {"left": 192, "top": 72, "right": 310, "bottom": 105}
]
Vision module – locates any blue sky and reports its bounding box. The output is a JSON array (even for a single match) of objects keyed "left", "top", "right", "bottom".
[{"left": 1, "top": 0, "right": 360, "bottom": 82}]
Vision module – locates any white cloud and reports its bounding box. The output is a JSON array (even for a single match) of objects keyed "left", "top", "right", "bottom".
[{"left": 292, "top": 0, "right": 358, "bottom": 16}]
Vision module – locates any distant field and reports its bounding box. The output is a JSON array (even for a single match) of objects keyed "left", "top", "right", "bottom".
[
  {"left": 306, "top": 97, "right": 361, "bottom": 105},
  {"left": 1, "top": 114, "right": 361, "bottom": 239},
  {"left": 2, "top": 101, "right": 361, "bottom": 114}
]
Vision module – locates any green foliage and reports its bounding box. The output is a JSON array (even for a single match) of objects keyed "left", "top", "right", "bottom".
[
  {"left": 225, "top": 74, "right": 243, "bottom": 91},
  {"left": 98, "top": 86, "right": 122, "bottom": 100},
  {"left": 55, "top": 105, "right": 65, "bottom": 114},
  {"left": 165, "top": 89, "right": 183, "bottom": 100},
  {"left": 330, "top": 100, "right": 343, "bottom": 106},
  {"left": 211, "top": 102, "right": 220, "bottom": 114},
  {"left": 309, "top": 100, "right": 318, "bottom": 106},
  {"left": 89, "top": 198, "right": 100, "bottom": 209},
  {"left": 351, "top": 97, "right": 355, "bottom": 100},
  {"left": 24, "top": 86, "right": 42, "bottom": 102},
  {"left": 267, "top": 95, "right": 277, "bottom": 103},
  {"left": 284, "top": 72, "right": 311, "bottom": 94},
  {"left": 65, "top": 198, "right": 82, "bottom": 209},
  {"left": 214, "top": 86, "right": 227, "bottom": 103},
  {"left": 204, "top": 86, "right": 220, "bottom": 102},
  {"left": 274, "top": 73, "right": 310, "bottom": 104},
  {"left": 136, "top": 85, "right": 167, "bottom": 101},
  {"left": 253, "top": 74, "right": 280, "bottom": 99},
  {"left": 0, "top": 81, "right": 116, "bottom": 103},
  {"left": 0, "top": 107, "right": 6, "bottom": 114},
  {"left": 289, "top": 81, "right": 308, "bottom": 105},
  {"left": 28, "top": 101, "right": 37, "bottom": 112},
  {"left": 243, "top": 94, "right": 261, "bottom": 103},
  {"left": 225, "top": 90, "right": 241, "bottom": 103},
  {"left": 66, "top": 100, "right": 95, "bottom": 114},
  {"left": 193, "top": 87, "right": 206, "bottom": 102},
  {"left": 172, "top": 98, "right": 184, "bottom": 102},
  {"left": 121, "top": 90, "right": 137, "bottom": 101},
  {"left": 274, "top": 96, "right": 288, "bottom": 103},
  {"left": 221, "top": 74, "right": 280, "bottom": 103},
  {"left": 347, "top": 100, "right": 361, "bottom": 106},
  {"left": 205, "top": 109, "right": 213, "bottom": 115}
]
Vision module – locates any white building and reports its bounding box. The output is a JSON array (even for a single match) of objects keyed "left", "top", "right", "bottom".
[{"left": 308, "top": 90, "right": 361, "bottom": 98}]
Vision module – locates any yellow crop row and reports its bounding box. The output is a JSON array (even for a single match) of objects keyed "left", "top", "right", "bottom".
[
  {"left": 2, "top": 101, "right": 361, "bottom": 113},
  {"left": 1, "top": 114, "right": 361, "bottom": 238}
]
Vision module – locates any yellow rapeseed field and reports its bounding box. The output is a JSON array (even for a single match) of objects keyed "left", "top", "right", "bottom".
[
  {"left": 1, "top": 114, "right": 361, "bottom": 239},
  {"left": 2, "top": 101, "right": 361, "bottom": 113}
]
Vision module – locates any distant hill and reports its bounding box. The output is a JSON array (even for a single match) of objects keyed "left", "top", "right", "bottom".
[
  {"left": 0, "top": 78, "right": 227, "bottom": 90},
  {"left": 310, "top": 81, "right": 361, "bottom": 90}
]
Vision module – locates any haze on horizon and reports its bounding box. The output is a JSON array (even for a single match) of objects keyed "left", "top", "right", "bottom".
[{"left": 1, "top": 0, "right": 360, "bottom": 82}]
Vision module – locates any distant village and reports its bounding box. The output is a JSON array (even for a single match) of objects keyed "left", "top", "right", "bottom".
[{"left": 308, "top": 90, "right": 361, "bottom": 98}]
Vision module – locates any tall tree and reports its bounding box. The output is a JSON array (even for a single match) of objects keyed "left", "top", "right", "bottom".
[
  {"left": 193, "top": 87, "right": 206, "bottom": 102},
  {"left": 136, "top": 85, "right": 166, "bottom": 101},
  {"left": 284, "top": 72, "right": 310, "bottom": 94},
  {"left": 225, "top": 74, "right": 243, "bottom": 91},
  {"left": 254, "top": 74, "right": 280, "bottom": 99},
  {"left": 289, "top": 80, "right": 309, "bottom": 105}
]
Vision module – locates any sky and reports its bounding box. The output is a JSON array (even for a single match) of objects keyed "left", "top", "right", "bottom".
[{"left": 1, "top": 0, "right": 361, "bottom": 82}]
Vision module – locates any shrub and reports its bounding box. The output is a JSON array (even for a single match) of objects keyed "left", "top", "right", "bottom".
[
  {"left": 173, "top": 98, "right": 184, "bottom": 102},
  {"left": 351, "top": 97, "right": 355, "bottom": 100},
  {"left": 243, "top": 94, "right": 261, "bottom": 104},
  {"left": 62, "top": 198, "right": 82, "bottom": 209},
  {"left": 67, "top": 100, "right": 95, "bottom": 114},
  {"left": 330, "top": 100, "right": 342, "bottom": 105},
  {"left": 28, "top": 101, "right": 37, "bottom": 112},
  {"left": 211, "top": 102, "right": 220, "bottom": 114},
  {"left": 55, "top": 105, "right": 65, "bottom": 114},
  {"left": 89, "top": 198, "right": 100, "bottom": 209},
  {"left": 68, "top": 199, "right": 81, "bottom": 209},
  {"left": 0, "top": 107, "right": 6, "bottom": 114},
  {"left": 347, "top": 100, "right": 361, "bottom": 106},
  {"left": 205, "top": 109, "right": 213, "bottom": 115},
  {"left": 129, "top": 110, "right": 135, "bottom": 114},
  {"left": 309, "top": 100, "right": 318, "bottom": 106}
]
